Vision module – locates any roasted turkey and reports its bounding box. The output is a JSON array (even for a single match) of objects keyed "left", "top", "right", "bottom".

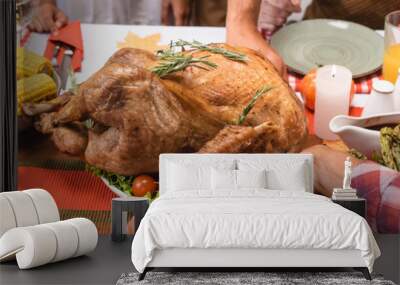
[{"left": 35, "top": 44, "right": 307, "bottom": 175}]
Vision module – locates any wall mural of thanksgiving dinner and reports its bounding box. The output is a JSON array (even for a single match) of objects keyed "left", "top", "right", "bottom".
[{"left": 1, "top": 0, "right": 400, "bottom": 284}]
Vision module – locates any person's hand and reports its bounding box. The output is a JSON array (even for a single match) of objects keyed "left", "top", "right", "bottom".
[
  {"left": 28, "top": 2, "right": 68, "bottom": 33},
  {"left": 263, "top": 47, "right": 287, "bottom": 80},
  {"left": 259, "top": 0, "right": 301, "bottom": 35},
  {"left": 161, "top": 0, "right": 191, "bottom": 26},
  {"left": 227, "top": 26, "right": 287, "bottom": 78},
  {"left": 226, "top": 0, "right": 288, "bottom": 78}
]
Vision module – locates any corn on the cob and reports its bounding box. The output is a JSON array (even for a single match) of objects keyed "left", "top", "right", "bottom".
[
  {"left": 17, "top": 73, "right": 57, "bottom": 115},
  {"left": 16, "top": 47, "right": 53, "bottom": 79}
]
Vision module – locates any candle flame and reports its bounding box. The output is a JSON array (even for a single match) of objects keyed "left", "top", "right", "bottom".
[{"left": 331, "top": 65, "right": 337, "bottom": 78}]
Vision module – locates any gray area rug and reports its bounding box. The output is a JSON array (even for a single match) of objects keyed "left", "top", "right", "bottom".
[{"left": 117, "top": 272, "right": 395, "bottom": 285}]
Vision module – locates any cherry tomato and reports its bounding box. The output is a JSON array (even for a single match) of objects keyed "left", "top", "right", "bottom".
[{"left": 131, "top": 175, "right": 157, "bottom": 197}]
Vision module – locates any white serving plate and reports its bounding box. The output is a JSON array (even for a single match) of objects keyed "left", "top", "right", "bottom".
[{"left": 100, "top": 177, "right": 130, "bottom": 198}]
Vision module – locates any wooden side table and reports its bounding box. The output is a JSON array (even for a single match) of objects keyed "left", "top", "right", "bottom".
[
  {"left": 111, "top": 197, "right": 149, "bottom": 242},
  {"left": 332, "top": 198, "right": 366, "bottom": 218}
]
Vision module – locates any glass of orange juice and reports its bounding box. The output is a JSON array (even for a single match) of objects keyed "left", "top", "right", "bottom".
[{"left": 383, "top": 11, "right": 400, "bottom": 83}]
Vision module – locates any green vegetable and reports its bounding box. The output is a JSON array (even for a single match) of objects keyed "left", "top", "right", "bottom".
[
  {"left": 348, "top": 149, "right": 367, "bottom": 160},
  {"left": 371, "top": 150, "right": 385, "bottom": 166},
  {"left": 380, "top": 125, "right": 400, "bottom": 171},
  {"left": 237, "top": 85, "right": 274, "bottom": 125},
  {"left": 145, "top": 191, "right": 159, "bottom": 201},
  {"left": 86, "top": 164, "right": 134, "bottom": 195},
  {"left": 349, "top": 124, "right": 400, "bottom": 171}
]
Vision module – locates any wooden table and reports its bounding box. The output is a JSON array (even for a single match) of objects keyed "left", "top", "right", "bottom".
[{"left": 18, "top": 129, "right": 81, "bottom": 165}]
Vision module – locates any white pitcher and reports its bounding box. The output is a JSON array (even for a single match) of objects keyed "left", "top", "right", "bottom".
[{"left": 329, "top": 112, "right": 400, "bottom": 158}]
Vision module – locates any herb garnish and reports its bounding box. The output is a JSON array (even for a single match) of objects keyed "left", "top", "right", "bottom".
[
  {"left": 171, "top": 40, "right": 247, "bottom": 62},
  {"left": 151, "top": 40, "right": 247, "bottom": 78},
  {"left": 237, "top": 85, "right": 274, "bottom": 125},
  {"left": 152, "top": 49, "right": 217, "bottom": 78},
  {"left": 83, "top": 118, "right": 94, "bottom": 129}
]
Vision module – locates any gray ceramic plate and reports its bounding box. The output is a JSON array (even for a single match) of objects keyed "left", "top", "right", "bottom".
[{"left": 271, "top": 19, "right": 384, "bottom": 78}]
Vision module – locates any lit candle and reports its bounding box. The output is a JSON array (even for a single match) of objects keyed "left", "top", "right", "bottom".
[{"left": 314, "top": 65, "right": 352, "bottom": 140}]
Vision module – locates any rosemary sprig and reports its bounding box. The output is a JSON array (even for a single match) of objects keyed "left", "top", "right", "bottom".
[
  {"left": 237, "top": 85, "right": 274, "bottom": 125},
  {"left": 152, "top": 49, "right": 217, "bottom": 78},
  {"left": 171, "top": 40, "right": 247, "bottom": 62},
  {"left": 83, "top": 118, "right": 94, "bottom": 129},
  {"left": 151, "top": 40, "right": 246, "bottom": 78}
]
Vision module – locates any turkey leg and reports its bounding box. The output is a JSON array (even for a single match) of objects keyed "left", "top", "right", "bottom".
[{"left": 198, "top": 121, "right": 278, "bottom": 153}]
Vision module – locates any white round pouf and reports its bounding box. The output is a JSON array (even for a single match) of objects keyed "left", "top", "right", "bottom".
[
  {"left": 0, "top": 218, "right": 98, "bottom": 269},
  {"left": 0, "top": 192, "right": 39, "bottom": 227},
  {"left": 0, "top": 196, "right": 17, "bottom": 238},
  {"left": 24, "top": 189, "right": 60, "bottom": 224},
  {"left": 42, "top": 221, "right": 79, "bottom": 262},
  {"left": 0, "top": 226, "right": 57, "bottom": 269},
  {"left": 0, "top": 189, "right": 98, "bottom": 269},
  {"left": 67, "top": 218, "right": 98, "bottom": 257}
]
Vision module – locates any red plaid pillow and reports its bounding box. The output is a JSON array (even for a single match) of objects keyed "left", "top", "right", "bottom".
[{"left": 352, "top": 162, "right": 400, "bottom": 233}]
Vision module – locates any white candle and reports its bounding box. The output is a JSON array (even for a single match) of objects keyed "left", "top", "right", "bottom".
[{"left": 314, "top": 65, "right": 352, "bottom": 140}]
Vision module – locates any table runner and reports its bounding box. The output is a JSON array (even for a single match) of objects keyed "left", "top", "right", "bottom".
[{"left": 18, "top": 165, "right": 115, "bottom": 234}]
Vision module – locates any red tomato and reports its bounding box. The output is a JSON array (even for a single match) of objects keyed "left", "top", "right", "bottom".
[
  {"left": 131, "top": 175, "right": 157, "bottom": 197},
  {"left": 300, "top": 69, "right": 355, "bottom": 111}
]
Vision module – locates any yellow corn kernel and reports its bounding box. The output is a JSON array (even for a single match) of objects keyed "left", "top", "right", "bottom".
[
  {"left": 17, "top": 73, "right": 57, "bottom": 115},
  {"left": 16, "top": 47, "right": 53, "bottom": 79}
]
